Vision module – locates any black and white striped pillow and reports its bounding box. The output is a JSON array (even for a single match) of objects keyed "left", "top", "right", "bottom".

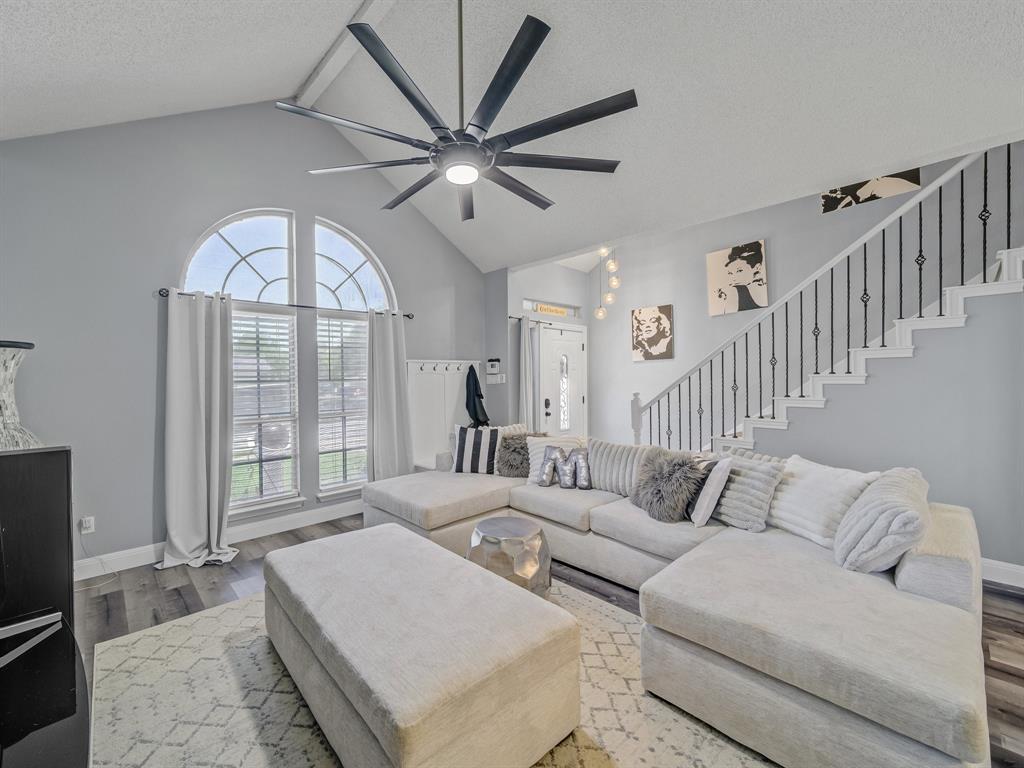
[{"left": 452, "top": 426, "right": 501, "bottom": 474}]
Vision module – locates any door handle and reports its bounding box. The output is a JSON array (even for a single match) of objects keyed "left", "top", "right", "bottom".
[{"left": 544, "top": 397, "right": 551, "bottom": 417}]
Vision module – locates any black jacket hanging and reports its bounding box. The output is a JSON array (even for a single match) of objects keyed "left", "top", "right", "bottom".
[{"left": 464, "top": 364, "right": 490, "bottom": 427}]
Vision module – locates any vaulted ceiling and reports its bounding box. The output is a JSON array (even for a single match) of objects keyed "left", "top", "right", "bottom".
[{"left": 3, "top": 0, "right": 1023, "bottom": 273}]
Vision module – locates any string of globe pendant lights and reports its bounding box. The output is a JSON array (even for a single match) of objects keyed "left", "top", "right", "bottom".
[{"left": 593, "top": 247, "right": 620, "bottom": 320}]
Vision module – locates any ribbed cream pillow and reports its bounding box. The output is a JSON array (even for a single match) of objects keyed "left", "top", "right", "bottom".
[
  {"left": 526, "top": 436, "right": 586, "bottom": 484},
  {"left": 767, "top": 455, "right": 879, "bottom": 547},
  {"left": 588, "top": 439, "right": 655, "bottom": 496},
  {"left": 713, "top": 449, "right": 785, "bottom": 531}
]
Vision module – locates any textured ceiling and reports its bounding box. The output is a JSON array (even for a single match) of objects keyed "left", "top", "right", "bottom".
[
  {"left": 0, "top": 0, "right": 361, "bottom": 139},
  {"left": 316, "top": 0, "right": 1024, "bottom": 272}
]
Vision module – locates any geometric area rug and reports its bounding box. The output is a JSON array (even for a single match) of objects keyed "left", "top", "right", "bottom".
[{"left": 91, "top": 582, "right": 775, "bottom": 767}]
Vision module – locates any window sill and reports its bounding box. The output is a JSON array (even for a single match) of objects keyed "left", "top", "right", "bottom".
[
  {"left": 316, "top": 483, "right": 365, "bottom": 504},
  {"left": 228, "top": 495, "right": 306, "bottom": 522}
]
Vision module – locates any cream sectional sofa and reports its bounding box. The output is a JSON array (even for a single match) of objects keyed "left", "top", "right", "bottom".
[{"left": 358, "top": 440, "right": 989, "bottom": 768}]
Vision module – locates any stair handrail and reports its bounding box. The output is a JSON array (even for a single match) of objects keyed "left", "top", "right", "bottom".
[{"left": 636, "top": 150, "right": 984, "bottom": 414}]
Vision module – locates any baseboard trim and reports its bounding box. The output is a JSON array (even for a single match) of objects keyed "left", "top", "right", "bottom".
[
  {"left": 982, "top": 558, "right": 1024, "bottom": 590},
  {"left": 73, "top": 500, "right": 361, "bottom": 581}
]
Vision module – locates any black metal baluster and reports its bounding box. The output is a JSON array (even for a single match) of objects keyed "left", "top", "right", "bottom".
[
  {"left": 784, "top": 302, "right": 790, "bottom": 396},
  {"left": 813, "top": 280, "right": 820, "bottom": 373},
  {"left": 880, "top": 229, "right": 887, "bottom": 347},
  {"left": 916, "top": 202, "right": 925, "bottom": 318},
  {"left": 829, "top": 268, "right": 835, "bottom": 373},
  {"left": 666, "top": 390, "right": 672, "bottom": 449},
  {"left": 898, "top": 218, "right": 904, "bottom": 318},
  {"left": 720, "top": 349, "right": 725, "bottom": 438},
  {"left": 688, "top": 377, "right": 693, "bottom": 451},
  {"left": 732, "top": 342, "right": 738, "bottom": 438},
  {"left": 697, "top": 368, "right": 703, "bottom": 448},
  {"left": 758, "top": 322, "right": 764, "bottom": 415},
  {"left": 656, "top": 399, "right": 662, "bottom": 447},
  {"left": 671, "top": 382, "right": 679, "bottom": 450},
  {"left": 862, "top": 243, "right": 870, "bottom": 347},
  {"left": 709, "top": 357, "right": 714, "bottom": 441},
  {"left": 1008, "top": 143, "right": 1012, "bottom": 250},
  {"left": 980, "top": 151, "right": 990, "bottom": 282},
  {"left": 845, "top": 257, "right": 852, "bottom": 373},
  {"left": 938, "top": 185, "right": 944, "bottom": 316},
  {"left": 960, "top": 170, "right": 965, "bottom": 286},
  {"left": 770, "top": 313, "right": 777, "bottom": 418},
  {"left": 798, "top": 292, "right": 805, "bottom": 396},
  {"left": 744, "top": 332, "right": 750, "bottom": 419}
]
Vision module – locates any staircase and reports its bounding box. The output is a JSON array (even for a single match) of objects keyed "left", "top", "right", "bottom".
[{"left": 631, "top": 143, "right": 1022, "bottom": 452}]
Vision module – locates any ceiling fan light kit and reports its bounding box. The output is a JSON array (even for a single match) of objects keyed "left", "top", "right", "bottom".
[{"left": 277, "top": 5, "right": 637, "bottom": 221}]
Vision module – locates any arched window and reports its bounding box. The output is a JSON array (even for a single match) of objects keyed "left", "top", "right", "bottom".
[
  {"left": 314, "top": 218, "right": 394, "bottom": 310},
  {"left": 184, "top": 211, "right": 293, "bottom": 304},
  {"left": 180, "top": 211, "right": 397, "bottom": 508},
  {"left": 313, "top": 219, "right": 394, "bottom": 490}
]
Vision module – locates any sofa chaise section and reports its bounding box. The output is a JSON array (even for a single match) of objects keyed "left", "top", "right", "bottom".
[
  {"left": 359, "top": 470, "right": 525, "bottom": 553},
  {"left": 641, "top": 526, "right": 989, "bottom": 766}
]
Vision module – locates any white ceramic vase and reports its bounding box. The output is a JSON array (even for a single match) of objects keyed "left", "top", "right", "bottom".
[{"left": 0, "top": 342, "right": 42, "bottom": 450}]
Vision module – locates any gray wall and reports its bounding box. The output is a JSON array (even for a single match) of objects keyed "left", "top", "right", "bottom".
[
  {"left": 753, "top": 292, "right": 1023, "bottom": 565},
  {"left": 0, "top": 101, "right": 484, "bottom": 560}
]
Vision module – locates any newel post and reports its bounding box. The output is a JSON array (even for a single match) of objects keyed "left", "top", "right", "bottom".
[{"left": 630, "top": 392, "right": 642, "bottom": 445}]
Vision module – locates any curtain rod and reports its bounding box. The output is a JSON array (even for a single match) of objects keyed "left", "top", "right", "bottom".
[
  {"left": 508, "top": 314, "right": 554, "bottom": 326},
  {"left": 158, "top": 288, "right": 413, "bottom": 319}
]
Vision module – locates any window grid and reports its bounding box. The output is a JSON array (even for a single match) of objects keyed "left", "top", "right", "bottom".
[{"left": 559, "top": 354, "right": 570, "bottom": 431}]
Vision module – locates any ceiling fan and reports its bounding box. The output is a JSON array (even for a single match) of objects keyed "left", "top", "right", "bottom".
[{"left": 276, "top": 6, "right": 637, "bottom": 221}]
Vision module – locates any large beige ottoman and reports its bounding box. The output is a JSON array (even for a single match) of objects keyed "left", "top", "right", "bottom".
[
  {"left": 264, "top": 523, "right": 580, "bottom": 768},
  {"left": 360, "top": 470, "right": 526, "bottom": 554}
]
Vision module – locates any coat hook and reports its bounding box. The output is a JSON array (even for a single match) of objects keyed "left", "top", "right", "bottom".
[
  {"left": 419, "top": 364, "right": 424, "bottom": 372},
  {"left": 433, "top": 364, "right": 438, "bottom": 372}
]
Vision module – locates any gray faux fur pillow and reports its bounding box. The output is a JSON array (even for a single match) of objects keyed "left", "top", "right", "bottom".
[
  {"left": 631, "top": 448, "right": 707, "bottom": 523},
  {"left": 496, "top": 433, "right": 530, "bottom": 478}
]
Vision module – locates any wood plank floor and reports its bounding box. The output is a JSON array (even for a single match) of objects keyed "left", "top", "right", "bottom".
[{"left": 75, "top": 516, "right": 1024, "bottom": 767}]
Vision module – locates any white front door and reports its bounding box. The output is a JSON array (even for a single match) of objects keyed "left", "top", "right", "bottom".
[{"left": 539, "top": 325, "right": 587, "bottom": 437}]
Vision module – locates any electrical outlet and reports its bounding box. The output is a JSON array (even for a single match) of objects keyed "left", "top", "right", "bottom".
[{"left": 79, "top": 516, "right": 96, "bottom": 535}]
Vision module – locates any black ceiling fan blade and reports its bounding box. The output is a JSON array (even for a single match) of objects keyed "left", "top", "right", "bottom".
[
  {"left": 495, "top": 152, "right": 620, "bottom": 173},
  {"left": 309, "top": 157, "right": 431, "bottom": 175},
  {"left": 482, "top": 168, "right": 554, "bottom": 210},
  {"left": 464, "top": 15, "right": 550, "bottom": 142},
  {"left": 382, "top": 170, "right": 441, "bottom": 210},
  {"left": 275, "top": 102, "right": 435, "bottom": 152},
  {"left": 487, "top": 89, "right": 638, "bottom": 152},
  {"left": 458, "top": 186, "right": 474, "bottom": 221},
  {"left": 348, "top": 23, "right": 456, "bottom": 143}
]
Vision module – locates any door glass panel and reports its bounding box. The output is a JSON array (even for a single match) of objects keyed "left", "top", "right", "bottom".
[{"left": 559, "top": 354, "right": 570, "bottom": 431}]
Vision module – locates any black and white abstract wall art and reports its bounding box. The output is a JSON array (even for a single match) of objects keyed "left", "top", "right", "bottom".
[
  {"left": 632, "top": 305, "right": 674, "bottom": 361},
  {"left": 706, "top": 240, "right": 768, "bottom": 317},
  {"left": 821, "top": 168, "right": 920, "bottom": 213}
]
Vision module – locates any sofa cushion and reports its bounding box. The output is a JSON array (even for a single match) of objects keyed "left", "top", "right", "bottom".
[
  {"left": 588, "top": 438, "right": 655, "bottom": 496},
  {"left": 590, "top": 498, "right": 725, "bottom": 560},
  {"left": 768, "top": 454, "right": 879, "bottom": 547},
  {"left": 509, "top": 484, "right": 622, "bottom": 531},
  {"left": 264, "top": 525, "right": 580, "bottom": 768},
  {"left": 640, "top": 527, "right": 988, "bottom": 763},
  {"left": 714, "top": 448, "right": 785, "bottom": 531},
  {"left": 362, "top": 471, "right": 525, "bottom": 530}
]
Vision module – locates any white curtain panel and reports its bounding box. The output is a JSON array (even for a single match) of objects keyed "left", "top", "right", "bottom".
[
  {"left": 367, "top": 311, "right": 414, "bottom": 481},
  {"left": 159, "top": 290, "right": 238, "bottom": 569},
  {"left": 518, "top": 320, "right": 535, "bottom": 431}
]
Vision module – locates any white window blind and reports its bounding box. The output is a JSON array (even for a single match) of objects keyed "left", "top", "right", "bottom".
[
  {"left": 317, "top": 314, "right": 368, "bottom": 489},
  {"left": 231, "top": 310, "right": 299, "bottom": 505}
]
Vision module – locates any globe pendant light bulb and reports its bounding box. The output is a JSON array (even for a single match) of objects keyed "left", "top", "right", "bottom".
[
  {"left": 445, "top": 163, "right": 479, "bottom": 185},
  {"left": 608, "top": 275, "right": 621, "bottom": 289},
  {"left": 605, "top": 257, "right": 619, "bottom": 273},
  {"left": 603, "top": 292, "right": 616, "bottom": 305},
  {"left": 594, "top": 306, "right": 607, "bottom": 320}
]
